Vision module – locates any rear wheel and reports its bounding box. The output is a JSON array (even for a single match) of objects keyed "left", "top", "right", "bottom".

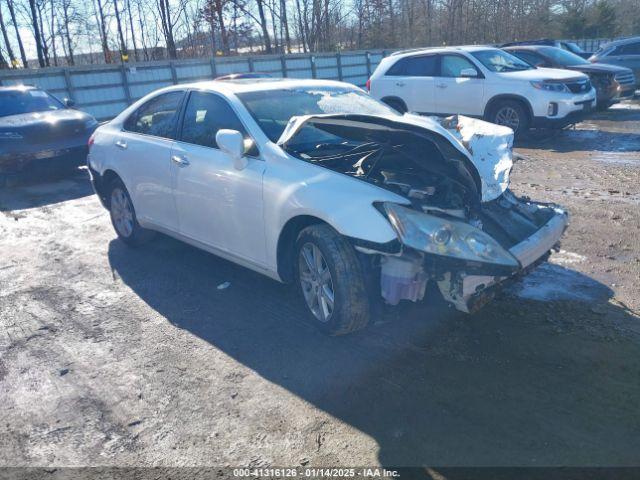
[
  {"left": 295, "top": 224, "right": 370, "bottom": 335},
  {"left": 489, "top": 100, "right": 530, "bottom": 135},
  {"left": 107, "top": 178, "right": 155, "bottom": 246}
]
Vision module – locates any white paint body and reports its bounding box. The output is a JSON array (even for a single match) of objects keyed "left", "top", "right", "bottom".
[{"left": 88, "top": 80, "right": 414, "bottom": 281}]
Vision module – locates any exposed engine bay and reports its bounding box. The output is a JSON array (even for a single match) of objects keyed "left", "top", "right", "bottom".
[{"left": 279, "top": 114, "right": 568, "bottom": 313}]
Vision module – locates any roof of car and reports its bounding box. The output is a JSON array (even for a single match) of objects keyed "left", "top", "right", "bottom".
[
  {"left": 599, "top": 35, "right": 640, "bottom": 48},
  {"left": 388, "top": 45, "right": 497, "bottom": 60},
  {"left": 0, "top": 85, "right": 37, "bottom": 92},
  {"left": 158, "top": 78, "right": 358, "bottom": 95}
]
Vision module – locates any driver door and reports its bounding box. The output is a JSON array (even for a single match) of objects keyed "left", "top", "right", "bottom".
[
  {"left": 172, "top": 91, "right": 267, "bottom": 266},
  {"left": 433, "top": 54, "right": 485, "bottom": 116}
]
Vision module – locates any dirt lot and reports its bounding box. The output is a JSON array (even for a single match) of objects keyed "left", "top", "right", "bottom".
[{"left": 1, "top": 100, "right": 639, "bottom": 470}]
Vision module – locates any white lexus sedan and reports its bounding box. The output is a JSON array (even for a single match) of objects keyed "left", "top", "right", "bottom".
[{"left": 87, "top": 79, "right": 568, "bottom": 335}]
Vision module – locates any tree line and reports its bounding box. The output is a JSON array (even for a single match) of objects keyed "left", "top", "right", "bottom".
[{"left": 0, "top": 0, "right": 638, "bottom": 69}]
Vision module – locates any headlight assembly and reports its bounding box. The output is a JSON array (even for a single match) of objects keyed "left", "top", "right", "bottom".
[
  {"left": 530, "top": 80, "right": 569, "bottom": 93},
  {"left": 382, "top": 202, "right": 520, "bottom": 268}
]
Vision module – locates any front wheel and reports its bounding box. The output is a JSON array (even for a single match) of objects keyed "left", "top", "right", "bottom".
[
  {"left": 295, "top": 224, "right": 371, "bottom": 335},
  {"left": 108, "top": 178, "right": 155, "bottom": 246},
  {"left": 489, "top": 100, "right": 530, "bottom": 136}
]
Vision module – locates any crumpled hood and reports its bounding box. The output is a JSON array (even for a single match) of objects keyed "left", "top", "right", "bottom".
[{"left": 277, "top": 113, "right": 514, "bottom": 202}]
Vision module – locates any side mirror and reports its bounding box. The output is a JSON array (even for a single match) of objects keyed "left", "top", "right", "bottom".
[
  {"left": 216, "top": 129, "right": 247, "bottom": 170},
  {"left": 460, "top": 68, "right": 478, "bottom": 78},
  {"left": 63, "top": 98, "right": 75, "bottom": 108}
]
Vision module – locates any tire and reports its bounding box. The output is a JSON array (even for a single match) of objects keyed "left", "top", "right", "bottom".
[
  {"left": 489, "top": 100, "right": 530, "bottom": 136},
  {"left": 107, "top": 177, "right": 155, "bottom": 246},
  {"left": 382, "top": 97, "right": 408, "bottom": 114},
  {"left": 295, "top": 224, "right": 370, "bottom": 335}
]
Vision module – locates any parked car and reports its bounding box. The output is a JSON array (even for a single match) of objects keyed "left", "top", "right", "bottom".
[
  {"left": 0, "top": 85, "right": 98, "bottom": 185},
  {"left": 589, "top": 37, "right": 640, "bottom": 88},
  {"left": 501, "top": 39, "right": 592, "bottom": 59},
  {"left": 367, "top": 46, "right": 596, "bottom": 135},
  {"left": 504, "top": 45, "right": 636, "bottom": 109},
  {"left": 87, "top": 79, "right": 568, "bottom": 335}
]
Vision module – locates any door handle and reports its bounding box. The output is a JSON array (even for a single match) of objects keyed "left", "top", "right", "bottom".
[
  {"left": 395, "top": 81, "right": 405, "bottom": 87},
  {"left": 171, "top": 155, "right": 190, "bottom": 167},
  {"left": 436, "top": 83, "right": 447, "bottom": 89},
  {"left": 115, "top": 140, "right": 127, "bottom": 149}
]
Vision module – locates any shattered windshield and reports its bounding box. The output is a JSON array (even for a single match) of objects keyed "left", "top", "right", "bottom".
[
  {"left": 472, "top": 49, "right": 534, "bottom": 72},
  {"left": 237, "top": 87, "right": 398, "bottom": 142}
]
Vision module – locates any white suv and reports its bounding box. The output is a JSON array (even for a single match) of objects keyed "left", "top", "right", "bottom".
[{"left": 368, "top": 46, "right": 597, "bottom": 135}]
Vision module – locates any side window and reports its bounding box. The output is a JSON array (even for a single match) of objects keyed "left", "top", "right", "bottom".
[
  {"left": 620, "top": 42, "right": 640, "bottom": 55},
  {"left": 386, "top": 56, "right": 437, "bottom": 77},
  {"left": 515, "top": 51, "right": 545, "bottom": 66},
  {"left": 124, "top": 91, "right": 183, "bottom": 139},
  {"left": 180, "top": 91, "right": 258, "bottom": 156},
  {"left": 440, "top": 55, "right": 478, "bottom": 77}
]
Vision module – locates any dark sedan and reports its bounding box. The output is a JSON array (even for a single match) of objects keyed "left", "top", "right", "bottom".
[
  {"left": 504, "top": 46, "right": 636, "bottom": 109},
  {"left": 0, "top": 86, "right": 98, "bottom": 185}
]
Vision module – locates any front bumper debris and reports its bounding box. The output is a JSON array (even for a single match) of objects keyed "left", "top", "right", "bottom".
[{"left": 437, "top": 208, "right": 569, "bottom": 312}]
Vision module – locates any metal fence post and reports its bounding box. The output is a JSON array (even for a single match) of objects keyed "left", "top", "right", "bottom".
[
  {"left": 210, "top": 57, "right": 217, "bottom": 78},
  {"left": 63, "top": 68, "right": 75, "bottom": 103},
  {"left": 120, "top": 64, "right": 132, "bottom": 105},
  {"left": 169, "top": 62, "right": 178, "bottom": 84},
  {"left": 337, "top": 52, "right": 343, "bottom": 81},
  {"left": 248, "top": 57, "right": 254, "bottom": 72},
  {"left": 280, "top": 56, "right": 288, "bottom": 77},
  {"left": 310, "top": 55, "right": 317, "bottom": 79},
  {"left": 365, "top": 51, "right": 372, "bottom": 77}
]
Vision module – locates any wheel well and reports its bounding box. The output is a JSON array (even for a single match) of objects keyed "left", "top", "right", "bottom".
[
  {"left": 381, "top": 96, "right": 408, "bottom": 113},
  {"left": 99, "top": 169, "right": 121, "bottom": 207},
  {"left": 484, "top": 95, "right": 533, "bottom": 122},
  {"left": 277, "top": 215, "right": 327, "bottom": 283}
]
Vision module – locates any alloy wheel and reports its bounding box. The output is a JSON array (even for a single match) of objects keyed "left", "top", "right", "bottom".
[
  {"left": 494, "top": 106, "right": 521, "bottom": 131},
  {"left": 110, "top": 187, "right": 134, "bottom": 238},
  {"left": 298, "top": 242, "right": 335, "bottom": 322}
]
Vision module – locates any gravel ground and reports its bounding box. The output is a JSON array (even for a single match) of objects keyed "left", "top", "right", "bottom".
[{"left": 1, "top": 99, "right": 639, "bottom": 470}]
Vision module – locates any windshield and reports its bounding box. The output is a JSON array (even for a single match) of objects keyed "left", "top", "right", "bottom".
[
  {"left": 540, "top": 46, "right": 589, "bottom": 66},
  {"left": 564, "top": 42, "right": 586, "bottom": 54},
  {"left": 471, "top": 49, "right": 534, "bottom": 72},
  {"left": 237, "top": 87, "right": 397, "bottom": 142},
  {"left": 0, "top": 89, "right": 64, "bottom": 118}
]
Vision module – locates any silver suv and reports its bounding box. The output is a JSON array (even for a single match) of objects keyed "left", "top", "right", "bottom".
[{"left": 589, "top": 37, "right": 640, "bottom": 89}]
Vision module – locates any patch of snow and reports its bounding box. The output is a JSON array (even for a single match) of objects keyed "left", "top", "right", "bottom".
[
  {"left": 550, "top": 250, "right": 586, "bottom": 266},
  {"left": 609, "top": 101, "right": 640, "bottom": 110},
  {"left": 508, "top": 264, "right": 609, "bottom": 302}
]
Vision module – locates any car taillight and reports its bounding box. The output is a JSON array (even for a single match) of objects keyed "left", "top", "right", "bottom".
[
  {"left": 365, "top": 78, "right": 371, "bottom": 91},
  {"left": 88, "top": 133, "right": 96, "bottom": 150}
]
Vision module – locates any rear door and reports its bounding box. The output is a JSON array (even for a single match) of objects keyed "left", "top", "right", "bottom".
[
  {"left": 114, "top": 90, "right": 185, "bottom": 231},
  {"left": 433, "top": 54, "right": 485, "bottom": 116},
  {"left": 377, "top": 55, "right": 438, "bottom": 114},
  {"left": 171, "top": 90, "right": 267, "bottom": 265}
]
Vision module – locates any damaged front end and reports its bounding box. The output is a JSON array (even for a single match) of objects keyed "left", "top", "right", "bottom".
[{"left": 279, "top": 113, "right": 568, "bottom": 313}]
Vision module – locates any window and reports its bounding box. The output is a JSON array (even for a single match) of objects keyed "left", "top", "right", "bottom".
[
  {"left": 511, "top": 51, "right": 546, "bottom": 67},
  {"left": 617, "top": 42, "right": 640, "bottom": 55},
  {"left": 237, "top": 87, "right": 396, "bottom": 143},
  {"left": 180, "top": 91, "right": 258, "bottom": 156},
  {"left": 0, "top": 89, "right": 64, "bottom": 118},
  {"left": 124, "top": 91, "right": 183, "bottom": 139},
  {"left": 471, "top": 49, "right": 533, "bottom": 72},
  {"left": 386, "top": 55, "right": 438, "bottom": 77},
  {"left": 440, "top": 55, "right": 479, "bottom": 77},
  {"left": 539, "top": 47, "right": 588, "bottom": 66}
]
